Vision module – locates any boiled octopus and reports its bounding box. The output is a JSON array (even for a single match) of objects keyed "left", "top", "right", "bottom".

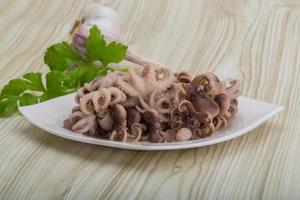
[{"left": 64, "top": 65, "right": 241, "bottom": 143}]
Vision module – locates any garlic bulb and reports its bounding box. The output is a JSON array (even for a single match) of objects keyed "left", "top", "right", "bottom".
[
  {"left": 71, "top": 3, "right": 164, "bottom": 67},
  {"left": 80, "top": 4, "right": 124, "bottom": 42},
  {"left": 72, "top": 4, "right": 124, "bottom": 56}
]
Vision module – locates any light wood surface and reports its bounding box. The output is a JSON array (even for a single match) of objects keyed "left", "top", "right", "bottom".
[{"left": 0, "top": 0, "right": 299, "bottom": 199}]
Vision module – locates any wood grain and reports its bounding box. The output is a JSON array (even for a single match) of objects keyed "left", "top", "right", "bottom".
[{"left": 0, "top": 0, "right": 299, "bottom": 199}]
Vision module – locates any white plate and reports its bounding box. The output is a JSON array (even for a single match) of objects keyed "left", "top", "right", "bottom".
[{"left": 19, "top": 94, "right": 283, "bottom": 150}]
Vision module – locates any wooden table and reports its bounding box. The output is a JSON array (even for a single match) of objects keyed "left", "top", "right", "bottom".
[{"left": 0, "top": 0, "right": 299, "bottom": 199}]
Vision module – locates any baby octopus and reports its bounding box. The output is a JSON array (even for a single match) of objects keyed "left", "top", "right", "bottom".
[{"left": 64, "top": 64, "right": 241, "bottom": 143}]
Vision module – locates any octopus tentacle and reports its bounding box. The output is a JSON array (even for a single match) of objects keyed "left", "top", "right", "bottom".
[
  {"left": 128, "top": 68, "right": 146, "bottom": 95},
  {"left": 64, "top": 111, "right": 85, "bottom": 130},
  {"left": 85, "top": 77, "right": 103, "bottom": 92},
  {"left": 127, "top": 123, "right": 146, "bottom": 142},
  {"left": 151, "top": 67, "right": 175, "bottom": 92},
  {"left": 191, "top": 72, "right": 222, "bottom": 96},
  {"left": 108, "top": 87, "right": 127, "bottom": 105},
  {"left": 110, "top": 104, "right": 128, "bottom": 141},
  {"left": 97, "top": 111, "right": 114, "bottom": 131},
  {"left": 99, "top": 70, "right": 125, "bottom": 89},
  {"left": 121, "top": 96, "right": 138, "bottom": 108},
  {"left": 117, "top": 76, "right": 141, "bottom": 97},
  {"left": 171, "top": 83, "right": 186, "bottom": 103},
  {"left": 213, "top": 115, "right": 228, "bottom": 130},
  {"left": 226, "top": 80, "right": 240, "bottom": 96},
  {"left": 149, "top": 90, "right": 159, "bottom": 108},
  {"left": 154, "top": 97, "right": 172, "bottom": 113},
  {"left": 192, "top": 122, "right": 215, "bottom": 139},
  {"left": 228, "top": 99, "right": 238, "bottom": 117},
  {"left": 178, "top": 100, "right": 197, "bottom": 113},
  {"left": 92, "top": 88, "right": 111, "bottom": 112},
  {"left": 109, "top": 129, "right": 127, "bottom": 141},
  {"left": 79, "top": 92, "right": 95, "bottom": 115},
  {"left": 136, "top": 96, "right": 151, "bottom": 113},
  {"left": 71, "top": 105, "right": 81, "bottom": 113},
  {"left": 75, "top": 86, "right": 89, "bottom": 104},
  {"left": 214, "top": 93, "right": 230, "bottom": 116},
  {"left": 175, "top": 71, "right": 192, "bottom": 83},
  {"left": 72, "top": 115, "right": 96, "bottom": 134},
  {"left": 142, "top": 64, "right": 156, "bottom": 83}
]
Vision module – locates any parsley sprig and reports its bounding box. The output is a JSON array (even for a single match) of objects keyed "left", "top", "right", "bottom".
[{"left": 0, "top": 25, "right": 128, "bottom": 117}]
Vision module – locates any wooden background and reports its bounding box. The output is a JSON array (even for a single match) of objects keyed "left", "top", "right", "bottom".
[{"left": 0, "top": 0, "right": 299, "bottom": 199}]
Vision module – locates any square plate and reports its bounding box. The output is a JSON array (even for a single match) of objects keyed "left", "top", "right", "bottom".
[{"left": 19, "top": 94, "right": 283, "bottom": 150}]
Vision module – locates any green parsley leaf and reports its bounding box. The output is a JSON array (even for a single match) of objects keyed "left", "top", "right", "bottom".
[
  {"left": 19, "top": 93, "right": 39, "bottom": 106},
  {"left": 86, "top": 25, "right": 128, "bottom": 66},
  {"left": 23, "top": 72, "right": 45, "bottom": 91},
  {"left": 100, "top": 41, "right": 128, "bottom": 66},
  {"left": 40, "top": 71, "right": 73, "bottom": 100},
  {"left": 0, "top": 98, "right": 18, "bottom": 117},
  {"left": 44, "top": 42, "right": 85, "bottom": 71},
  {"left": 68, "top": 65, "right": 101, "bottom": 85},
  {"left": 0, "top": 72, "right": 44, "bottom": 117},
  {"left": 1, "top": 72, "right": 44, "bottom": 96},
  {"left": 86, "top": 26, "right": 106, "bottom": 62}
]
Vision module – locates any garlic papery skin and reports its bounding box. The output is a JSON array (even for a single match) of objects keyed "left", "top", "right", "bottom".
[
  {"left": 83, "top": 3, "right": 122, "bottom": 26},
  {"left": 72, "top": 4, "right": 124, "bottom": 43},
  {"left": 71, "top": 4, "right": 125, "bottom": 57},
  {"left": 72, "top": 3, "right": 165, "bottom": 68}
]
